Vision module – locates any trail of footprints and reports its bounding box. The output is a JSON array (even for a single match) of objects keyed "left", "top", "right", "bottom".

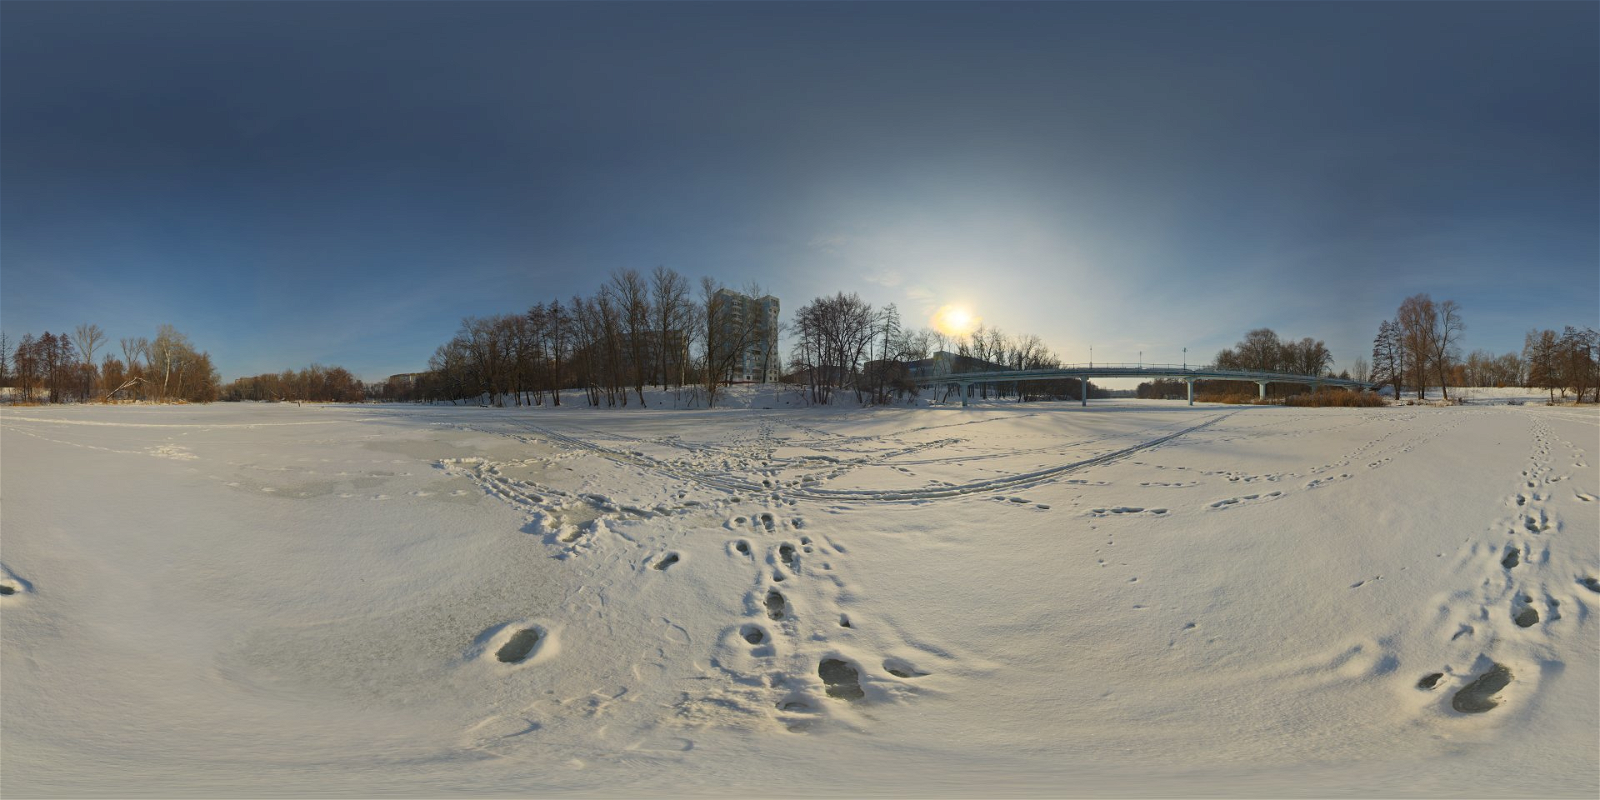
[
  {"left": 1204, "top": 412, "right": 1464, "bottom": 511},
  {"left": 456, "top": 410, "right": 1592, "bottom": 735},
  {"left": 717, "top": 516, "right": 936, "bottom": 731},
  {"left": 1416, "top": 416, "right": 1596, "bottom": 715},
  {"left": 470, "top": 485, "right": 942, "bottom": 735}
]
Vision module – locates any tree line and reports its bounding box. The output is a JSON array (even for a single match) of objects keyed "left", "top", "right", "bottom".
[
  {"left": 1522, "top": 326, "right": 1599, "bottom": 403},
  {"left": 415, "top": 267, "right": 775, "bottom": 407},
  {"left": 223, "top": 365, "right": 366, "bottom": 403},
  {"left": 0, "top": 324, "right": 220, "bottom": 404},
  {"left": 408, "top": 273, "right": 1090, "bottom": 408},
  {"left": 1213, "top": 328, "right": 1335, "bottom": 378},
  {"left": 12, "top": 291, "right": 1587, "bottom": 409},
  {"left": 1368, "top": 293, "right": 1596, "bottom": 402}
]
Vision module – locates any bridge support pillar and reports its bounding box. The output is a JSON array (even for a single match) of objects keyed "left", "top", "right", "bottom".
[
  {"left": 1257, "top": 381, "right": 1268, "bottom": 400},
  {"left": 960, "top": 382, "right": 969, "bottom": 407},
  {"left": 1185, "top": 378, "right": 1195, "bottom": 406},
  {"left": 1081, "top": 377, "right": 1090, "bottom": 407}
]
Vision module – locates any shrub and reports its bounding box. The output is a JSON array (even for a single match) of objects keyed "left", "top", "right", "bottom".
[{"left": 1282, "top": 389, "right": 1387, "bottom": 408}]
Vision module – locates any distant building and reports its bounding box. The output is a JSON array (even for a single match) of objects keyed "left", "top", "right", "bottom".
[
  {"left": 387, "top": 372, "right": 424, "bottom": 387},
  {"left": 903, "top": 351, "right": 1009, "bottom": 379},
  {"left": 713, "top": 289, "right": 780, "bottom": 383}
]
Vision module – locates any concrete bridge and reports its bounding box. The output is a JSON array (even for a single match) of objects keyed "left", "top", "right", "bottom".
[{"left": 912, "top": 363, "right": 1377, "bottom": 406}]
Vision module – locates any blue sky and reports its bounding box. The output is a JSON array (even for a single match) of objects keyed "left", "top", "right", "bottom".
[{"left": 3, "top": 1, "right": 1595, "bottom": 382}]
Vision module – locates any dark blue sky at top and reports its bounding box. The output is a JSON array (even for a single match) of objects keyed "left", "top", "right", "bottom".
[{"left": 3, "top": 1, "right": 1595, "bottom": 381}]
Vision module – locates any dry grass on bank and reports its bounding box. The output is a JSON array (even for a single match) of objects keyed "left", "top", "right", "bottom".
[
  {"left": 1195, "top": 389, "right": 1386, "bottom": 407},
  {"left": 1194, "top": 392, "right": 1272, "bottom": 405},
  {"left": 1282, "top": 389, "right": 1388, "bottom": 407}
]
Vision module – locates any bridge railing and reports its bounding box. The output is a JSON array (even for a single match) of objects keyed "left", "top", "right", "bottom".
[{"left": 911, "top": 364, "right": 1371, "bottom": 387}]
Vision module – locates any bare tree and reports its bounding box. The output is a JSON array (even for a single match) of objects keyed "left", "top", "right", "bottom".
[
  {"left": 1351, "top": 356, "right": 1370, "bottom": 385},
  {"left": 1396, "top": 295, "right": 1436, "bottom": 400},
  {"left": 650, "top": 266, "right": 690, "bottom": 391},
  {"left": 1430, "top": 300, "right": 1464, "bottom": 402},
  {"left": 1558, "top": 326, "right": 1599, "bottom": 403},
  {"left": 73, "top": 323, "right": 107, "bottom": 401},
  {"left": 1524, "top": 329, "right": 1560, "bottom": 402},
  {"left": 1371, "top": 319, "right": 1405, "bottom": 398},
  {"left": 610, "top": 269, "right": 653, "bottom": 405},
  {"left": 150, "top": 325, "right": 195, "bottom": 401},
  {"left": 789, "top": 292, "right": 878, "bottom": 404}
]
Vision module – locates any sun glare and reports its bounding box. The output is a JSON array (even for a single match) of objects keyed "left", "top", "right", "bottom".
[{"left": 931, "top": 304, "right": 979, "bottom": 337}]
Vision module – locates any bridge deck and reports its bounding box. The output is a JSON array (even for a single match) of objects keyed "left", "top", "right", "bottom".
[{"left": 910, "top": 363, "right": 1374, "bottom": 406}]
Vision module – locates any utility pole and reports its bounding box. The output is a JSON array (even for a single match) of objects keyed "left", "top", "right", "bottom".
[{"left": 1183, "top": 347, "right": 1187, "bottom": 370}]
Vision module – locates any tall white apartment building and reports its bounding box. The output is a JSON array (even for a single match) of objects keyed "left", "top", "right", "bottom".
[{"left": 713, "top": 288, "right": 780, "bottom": 383}]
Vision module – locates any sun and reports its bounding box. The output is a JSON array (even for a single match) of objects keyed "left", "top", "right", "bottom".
[{"left": 931, "top": 304, "right": 980, "bottom": 338}]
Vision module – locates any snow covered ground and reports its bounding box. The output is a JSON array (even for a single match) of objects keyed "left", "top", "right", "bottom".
[{"left": 3, "top": 399, "right": 1597, "bottom": 797}]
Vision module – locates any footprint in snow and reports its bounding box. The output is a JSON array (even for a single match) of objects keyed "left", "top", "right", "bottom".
[
  {"left": 883, "top": 658, "right": 929, "bottom": 678},
  {"left": 1511, "top": 594, "right": 1539, "bottom": 628},
  {"left": 1209, "top": 491, "right": 1282, "bottom": 509},
  {"left": 764, "top": 590, "right": 787, "bottom": 620},
  {"left": 1452, "top": 663, "right": 1513, "bottom": 713},
  {"left": 818, "top": 658, "right": 865, "bottom": 701},
  {"left": 0, "top": 564, "right": 32, "bottom": 598},
  {"left": 1089, "top": 506, "right": 1166, "bottom": 517},
  {"left": 496, "top": 628, "right": 543, "bottom": 663}
]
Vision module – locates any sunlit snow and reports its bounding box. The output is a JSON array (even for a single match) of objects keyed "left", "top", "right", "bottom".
[{"left": 3, "top": 395, "right": 1596, "bottom": 797}]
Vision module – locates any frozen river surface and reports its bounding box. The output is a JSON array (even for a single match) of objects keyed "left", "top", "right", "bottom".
[{"left": 3, "top": 400, "right": 1597, "bottom": 797}]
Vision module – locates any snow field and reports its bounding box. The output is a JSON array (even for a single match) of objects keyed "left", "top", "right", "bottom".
[{"left": 1, "top": 400, "right": 1597, "bottom": 797}]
